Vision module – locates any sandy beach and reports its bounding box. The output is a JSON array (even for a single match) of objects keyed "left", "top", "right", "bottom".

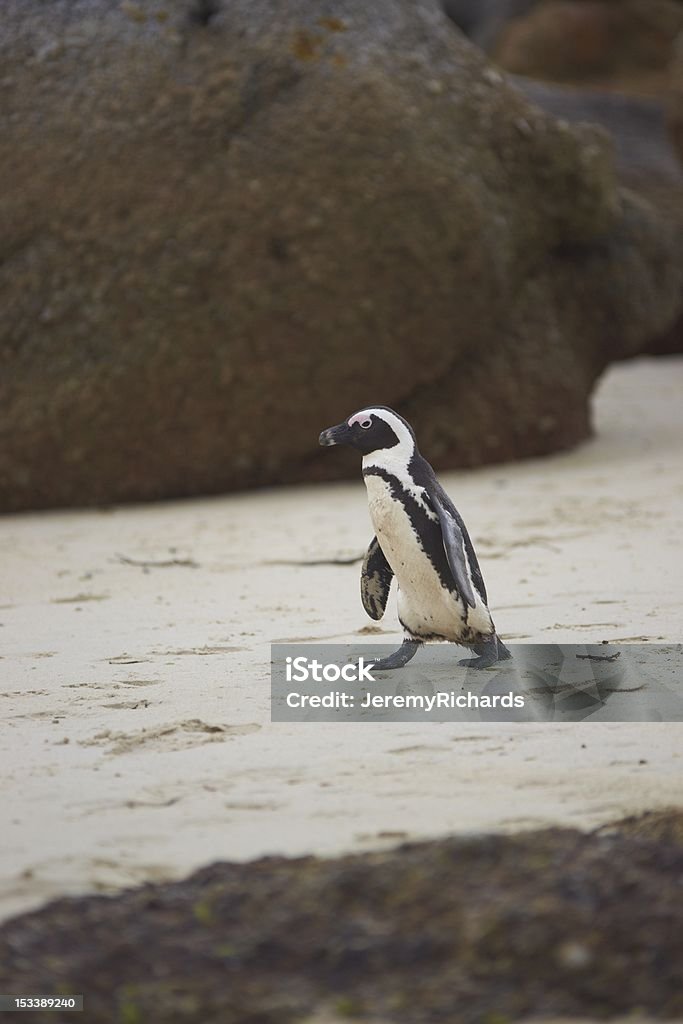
[{"left": 1, "top": 355, "right": 682, "bottom": 924}]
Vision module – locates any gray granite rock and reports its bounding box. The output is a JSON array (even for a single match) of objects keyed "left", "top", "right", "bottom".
[{"left": 1, "top": 0, "right": 682, "bottom": 511}]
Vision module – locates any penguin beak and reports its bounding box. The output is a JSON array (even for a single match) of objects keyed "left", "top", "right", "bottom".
[{"left": 319, "top": 422, "right": 351, "bottom": 447}]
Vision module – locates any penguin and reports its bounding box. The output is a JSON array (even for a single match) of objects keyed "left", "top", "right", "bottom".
[{"left": 319, "top": 406, "right": 511, "bottom": 670}]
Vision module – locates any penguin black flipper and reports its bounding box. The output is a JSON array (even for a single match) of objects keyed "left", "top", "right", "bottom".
[
  {"left": 409, "top": 452, "right": 488, "bottom": 608},
  {"left": 361, "top": 536, "right": 394, "bottom": 620},
  {"left": 430, "top": 491, "right": 477, "bottom": 610}
]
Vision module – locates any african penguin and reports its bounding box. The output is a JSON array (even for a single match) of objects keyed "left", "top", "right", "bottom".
[{"left": 319, "top": 406, "right": 511, "bottom": 670}]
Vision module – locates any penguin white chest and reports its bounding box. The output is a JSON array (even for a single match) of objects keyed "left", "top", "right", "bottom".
[
  {"left": 364, "top": 473, "right": 465, "bottom": 639},
  {"left": 365, "top": 474, "right": 431, "bottom": 576}
]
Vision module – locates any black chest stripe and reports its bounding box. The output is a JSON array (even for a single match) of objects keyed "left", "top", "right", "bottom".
[{"left": 363, "top": 466, "right": 460, "bottom": 597}]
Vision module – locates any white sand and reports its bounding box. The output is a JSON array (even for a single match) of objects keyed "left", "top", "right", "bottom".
[{"left": 1, "top": 356, "right": 682, "bottom": 922}]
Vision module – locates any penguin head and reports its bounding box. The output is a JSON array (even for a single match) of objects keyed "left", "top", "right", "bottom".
[{"left": 319, "top": 407, "right": 415, "bottom": 457}]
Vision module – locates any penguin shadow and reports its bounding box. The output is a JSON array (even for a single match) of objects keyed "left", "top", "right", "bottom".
[
  {"left": 358, "top": 643, "right": 670, "bottom": 722},
  {"left": 511, "top": 644, "right": 663, "bottom": 722},
  {"left": 352, "top": 643, "right": 510, "bottom": 722},
  {"left": 513, "top": 644, "right": 683, "bottom": 722}
]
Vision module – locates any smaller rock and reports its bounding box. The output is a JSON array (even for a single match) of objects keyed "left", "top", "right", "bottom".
[
  {"left": 492, "top": 0, "right": 683, "bottom": 86},
  {"left": 442, "top": 0, "right": 536, "bottom": 49},
  {"left": 669, "top": 31, "right": 683, "bottom": 167}
]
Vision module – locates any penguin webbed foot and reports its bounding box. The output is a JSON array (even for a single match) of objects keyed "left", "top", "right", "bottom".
[
  {"left": 458, "top": 653, "right": 497, "bottom": 670},
  {"left": 459, "top": 635, "right": 512, "bottom": 671},
  {"left": 370, "top": 639, "right": 422, "bottom": 671}
]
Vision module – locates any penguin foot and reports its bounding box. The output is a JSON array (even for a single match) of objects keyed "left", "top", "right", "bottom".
[
  {"left": 459, "top": 635, "right": 512, "bottom": 670},
  {"left": 458, "top": 654, "right": 497, "bottom": 670},
  {"left": 370, "top": 639, "right": 422, "bottom": 671}
]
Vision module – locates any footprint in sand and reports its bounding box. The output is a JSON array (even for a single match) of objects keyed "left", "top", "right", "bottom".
[
  {"left": 63, "top": 682, "right": 110, "bottom": 689},
  {"left": 81, "top": 720, "right": 261, "bottom": 755},
  {"left": 117, "top": 679, "right": 160, "bottom": 687},
  {"left": 0, "top": 689, "right": 49, "bottom": 698},
  {"left": 224, "top": 800, "right": 284, "bottom": 811},
  {"left": 102, "top": 699, "right": 156, "bottom": 710},
  {"left": 106, "top": 655, "right": 153, "bottom": 665},
  {"left": 155, "top": 645, "right": 246, "bottom": 656}
]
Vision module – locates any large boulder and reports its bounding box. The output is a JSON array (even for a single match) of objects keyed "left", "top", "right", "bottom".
[{"left": 1, "top": 0, "right": 682, "bottom": 512}]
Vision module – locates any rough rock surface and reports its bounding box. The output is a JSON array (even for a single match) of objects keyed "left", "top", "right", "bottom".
[
  {"left": 512, "top": 78, "right": 683, "bottom": 353},
  {"left": 1, "top": 814, "right": 682, "bottom": 1023},
  {"left": 2, "top": 0, "right": 682, "bottom": 511},
  {"left": 670, "top": 31, "right": 683, "bottom": 166},
  {"left": 515, "top": 79, "right": 683, "bottom": 187}
]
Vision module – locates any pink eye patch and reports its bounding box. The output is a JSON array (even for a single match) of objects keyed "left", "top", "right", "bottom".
[{"left": 348, "top": 412, "right": 373, "bottom": 428}]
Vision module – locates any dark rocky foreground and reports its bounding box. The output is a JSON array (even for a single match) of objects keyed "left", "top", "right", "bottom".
[
  {"left": 1, "top": 812, "right": 683, "bottom": 1023},
  {"left": 2, "top": 0, "right": 683, "bottom": 512}
]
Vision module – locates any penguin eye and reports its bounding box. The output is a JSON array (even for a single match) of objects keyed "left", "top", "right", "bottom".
[{"left": 360, "top": 418, "right": 372, "bottom": 429}]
